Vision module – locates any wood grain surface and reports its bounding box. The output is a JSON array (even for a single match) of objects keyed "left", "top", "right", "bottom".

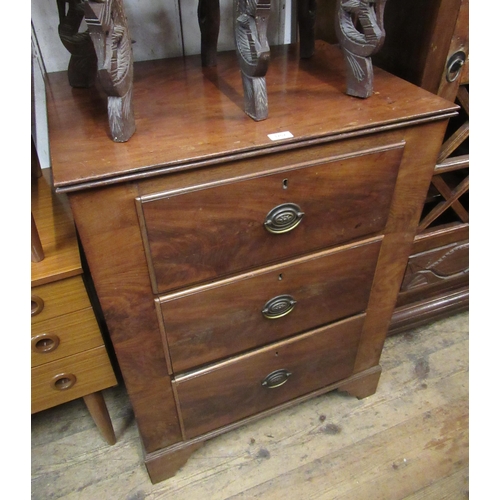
[
  {"left": 31, "top": 312, "right": 469, "bottom": 499},
  {"left": 46, "top": 42, "right": 456, "bottom": 191},
  {"left": 159, "top": 239, "right": 381, "bottom": 372},
  {"left": 174, "top": 314, "right": 364, "bottom": 438},
  {"left": 138, "top": 145, "right": 402, "bottom": 293},
  {"left": 46, "top": 40, "right": 459, "bottom": 477},
  {"left": 31, "top": 276, "right": 92, "bottom": 324},
  {"left": 31, "top": 346, "right": 117, "bottom": 414},
  {"left": 31, "top": 307, "right": 105, "bottom": 367}
]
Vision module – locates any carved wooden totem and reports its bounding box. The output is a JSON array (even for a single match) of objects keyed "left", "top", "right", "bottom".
[
  {"left": 234, "top": 0, "right": 271, "bottom": 121},
  {"left": 84, "top": 0, "right": 136, "bottom": 142},
  {"left": 334, "top": 0, "right": 387, "bottom": 98},
  {"left": 56, "top": 0, "right": 97, "bottom": 88}
]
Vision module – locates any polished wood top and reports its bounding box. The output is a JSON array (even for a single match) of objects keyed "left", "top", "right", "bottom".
[
  {"left": 31, "top": 169, "right": 82, "bottom": 286},
  {"left": 46, "top": 41, "right": 457, "bottom": 192}
]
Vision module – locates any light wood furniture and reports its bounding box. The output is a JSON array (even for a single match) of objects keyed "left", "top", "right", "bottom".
[
  {"left": 372, "top": 0, "right": 469, "bottom": 333},
  {"left": 46, "top": 41, "right": 457, "bottom": 482},
  {"left": 31, "top": 167, "right": 118, "bottom": 445}
]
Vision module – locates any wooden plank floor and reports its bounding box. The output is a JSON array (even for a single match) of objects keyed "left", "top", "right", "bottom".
[{"left": 31, "top": 312, "right": 469, "bottom": 499}]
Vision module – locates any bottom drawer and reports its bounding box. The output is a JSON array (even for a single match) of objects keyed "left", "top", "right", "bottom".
[
  {"left": 31, "top": 346, "right": 117, "bottom": 414},
  {"left": 174, "top": 314, "right": 364, "bottom": 439},
  {"left": 31, "top": 307, "right": 104, "bottom": 367}
]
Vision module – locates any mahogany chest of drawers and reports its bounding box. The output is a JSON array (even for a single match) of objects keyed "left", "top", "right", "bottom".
[{"left": 46, "top": 41, "right": 457, "bottom": 482}]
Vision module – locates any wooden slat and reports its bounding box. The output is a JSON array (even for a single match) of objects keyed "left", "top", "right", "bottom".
[
  {"left": 403, "top": 468, "right": 469, "bottom": 499},
  {"left": 431, "top": 175, "right": 469, "bottom": 222},
  {"left": 435, "top": 154, "right": 468, "bottom": 174},
  {"left": 237, "top": 399, "right": 468, "bottom": 500},
  {"left": 437, "top": 121, "right": 469, "bottom": 163},
  {"left": 418, "top": 176, "right": 469, "bottom": 231}
]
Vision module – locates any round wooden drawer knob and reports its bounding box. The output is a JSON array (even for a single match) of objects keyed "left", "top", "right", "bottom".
[
  {"left": 31, "top": 295, "right": 44, "bottom": 316},
  {"left": 50, "top": 373, "right": 77, "bottom": 391}
]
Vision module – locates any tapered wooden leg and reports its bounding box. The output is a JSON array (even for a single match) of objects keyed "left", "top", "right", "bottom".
[
  {"left": 198, "top": 0, "right": 220, "bottom": 67},
  {"left": 298, "top": 0, "right": 317, "bottom": 58},
  {"left": 234, "top": 0, "right": 271, "bottom": 121},
  {"left": 83, "top": 391, "right": 116, "bottom": 445},
  {"left": 337, "top": 365, "right": 382, "bottom": 399}
]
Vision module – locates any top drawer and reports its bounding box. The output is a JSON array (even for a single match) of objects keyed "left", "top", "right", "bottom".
[{"left": 137, "top": 144, "right": 404, "bottom": 294}]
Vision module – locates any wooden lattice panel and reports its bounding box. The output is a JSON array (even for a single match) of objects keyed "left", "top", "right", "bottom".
[{"left": 418, "top": 85, "right": 469, "bottom": 233}]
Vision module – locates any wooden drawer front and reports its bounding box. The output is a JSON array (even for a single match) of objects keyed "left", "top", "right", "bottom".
[
  {"left": 159, "top": 239, "right": 381, "bottom": 372},
  {"left": 31, "top": 346, "right": 117, "bottom": 414},
  {"left": 139, "top": 144, "right": 403, "bottom": 293},
  {"left": 31, "top": 308, "right": 104, "bottom": 368},
  {"left": 401, "top": 239, "right": 469, "bottom": 293},
  {"left": 174, "top": 314, "right": 364, "bottom": 439},
  {"left": 31, "top": 276, "right": 90, "bottom": 324}
]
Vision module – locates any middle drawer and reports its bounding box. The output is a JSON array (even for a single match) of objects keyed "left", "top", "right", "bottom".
[
  {"left": 157, "top": 237, "right": 382, "bottom": 373},
  {"left": 31, "top": 307, "right": 105, "bottom": 368}
]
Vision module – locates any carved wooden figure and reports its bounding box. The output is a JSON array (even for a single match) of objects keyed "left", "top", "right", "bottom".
[
  {"left": 233, "top": 0, "right": 271, "bottom": 121},
  {"left": 334, "top": 0, "right": 387, "bottom": 98},
  {"left": 56, "top": 0, "right": 97, "bottom": 88},
  {"left": 84, "top": 0, "right": 136, "bottom": 142}
]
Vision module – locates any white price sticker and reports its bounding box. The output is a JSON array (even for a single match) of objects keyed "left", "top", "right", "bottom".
[{"left": 267, "top": 131, "right": 294, "bottom": 141}]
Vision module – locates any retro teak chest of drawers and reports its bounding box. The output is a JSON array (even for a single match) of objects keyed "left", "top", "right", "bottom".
[
  {"left": 46, "top": 42, "right": 457, "bottom": 482},
  {"left": 31, "top": 169, "right": 117, "bottom": 444}
]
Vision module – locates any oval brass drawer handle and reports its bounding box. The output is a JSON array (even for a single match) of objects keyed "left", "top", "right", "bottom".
[
  {"left": 262, "top": 294, "right": 297, "bottom": 319},
  {"left": 264, "top": 203, "right": 304, "bottom": 234},
  {"left": 31, "top": 295, "right": 44, "bottom": 317},
  {"left": 32, "top": 333, "right": 60, "bottom": 354},
  {"left": 262, "top": 369, "right": 292, "bottom": 389}
]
